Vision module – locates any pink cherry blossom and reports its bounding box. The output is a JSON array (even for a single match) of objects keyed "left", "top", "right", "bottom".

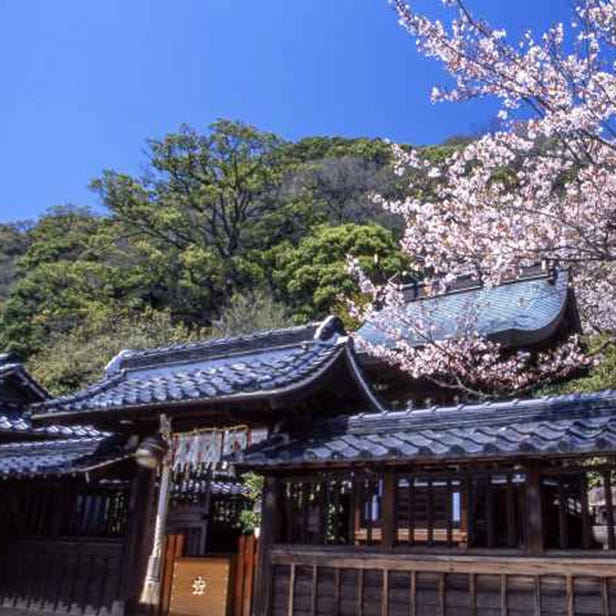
[{"left": 352, "top": 1, "right": 616, "bottom": 399}]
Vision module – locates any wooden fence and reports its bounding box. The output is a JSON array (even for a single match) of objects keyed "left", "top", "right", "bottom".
[
  {"left": 0, "top": 538, "right": 126, "bottom": 615},
  {"left": 268, "top": 547, "right": 616, "bottom": 616}
]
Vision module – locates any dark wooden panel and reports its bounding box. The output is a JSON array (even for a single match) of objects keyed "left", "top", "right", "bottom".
[{"left": 0, "top": 538, "right": 126, "bottom": 616}]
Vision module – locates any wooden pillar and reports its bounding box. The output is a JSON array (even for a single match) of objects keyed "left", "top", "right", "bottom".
[
  {"left": 123, "top": 464, "right": 157, "bottom": 613},
  {"left": 253, "top": 476, "right": 282, "bottom": 616},
  {"left": 381, "top": 473, "right": 396, "bottom": 550},
  {"left": 524, "top": 465, "right": 544, "bottom": 556}
]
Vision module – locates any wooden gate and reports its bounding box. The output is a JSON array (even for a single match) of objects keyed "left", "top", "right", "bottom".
[
  {"left": 159, "top": 533, "right": 257, "bottom": 616},
  {"left": 234, "top": 534, "right": 258, "bottom": 616}
]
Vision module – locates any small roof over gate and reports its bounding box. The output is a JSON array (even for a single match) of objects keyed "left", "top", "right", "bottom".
[{"left": 235, "top": 390, "right": 616, "bottom": 469}]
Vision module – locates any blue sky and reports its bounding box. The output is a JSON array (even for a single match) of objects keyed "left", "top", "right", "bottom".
[{"left": 0, "top": 0, "right": 571, "bottom": 222}]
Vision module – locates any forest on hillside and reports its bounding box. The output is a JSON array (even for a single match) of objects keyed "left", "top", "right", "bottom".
[
  {"left": 0, "top": 120, "right": 465, "bottom": 394},
  {"left": 2, "top": 119, "right": 614, "bottom": 398}
]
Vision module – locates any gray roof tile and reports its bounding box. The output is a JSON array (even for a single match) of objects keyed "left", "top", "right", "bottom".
[
  {"left": 236, "top": 390, "right": 616, "bottom": 468},
  {"left": 357, "top": 269, "right": 573, "bottom": 349},
  {"left": 34, "top": 317, "right": 348, "bottom": 417},
  {"left": 0, "top": 406, "right": 101, "bottom": 438},
  {"left": 0, "top": 435, "right": 129, "bottom": 478}
]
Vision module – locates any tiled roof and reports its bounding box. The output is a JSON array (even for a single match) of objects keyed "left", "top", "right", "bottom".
[
  {"left": 235, "top": 390, "right": 616, "bottom": 468},
  {"left": 34, "top": 317, "right": 348, "bottom": 418},
  {"left": 357, "top": 269, "right": 574, "bottom": 349},
  {"left": 0, "top": 435, "right": 130, "bottom": 478},
  {"left": 0, "top": 406, "right": 101, "bottom": 438},
  {"left": 0, "top": 360, "right": 48, "bottom": 402},
  {"left": 172, "top": 472, "right": 248, "bottom": 498}
]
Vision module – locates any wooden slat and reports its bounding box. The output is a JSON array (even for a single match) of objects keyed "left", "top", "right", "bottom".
[
  {"left": 557, "top": 477, "right": 568, "bottom": 549},
  {"left": 234, "top": 535, "right": 245, "bottom": 616},
  {"left": 427, "top": 480, "right": 434, "bottom": 546},
  {"left": 446, "top": 480, "right": 453, "bottom": 547},
  {"left": 310, "top": 565, "right": 317, "bottom": 616},
  {"left": 469, "top": 572, "right": 476, "bottom": 616},
  {"left": 382, "top": 474, "right": 396, "bottom": 549},
  {"left": 410, "top": 570, "right": 416, "bottom": 616},
  {"left": 500, "top": 574, "right": 507, "bottom": 616},
  {"left": 534, "top": 576, "right": 541, "bottom": 616},
  {"left": 438, "top": 573, "right": 445, "bottom": 616},
  {"left": 579, "top": 473, "right": 592, "bottom": 550},
  {"left": 334, "top": 567, "right": 341, "bottom": 615},
  {"left": 466, "top": 476, "right": 474, "bottom": 549},
  {"left": 349, "top": 479, "right": 357, "bottom": 546},
  {"left": 602, "top": 471, "right": 615, "bottom": 550},
  {"left": 357, "top": 568, "right": 364, "bottom": 616},
  {"left": 506, "top": 475, "right": 516, "bottom": 548},
  {"left": 408, "top": 477, "right": 415, "bottom": 547},
  {"left": 566, "top": 575, "right": 574, "bottom": 616},
  {"left": 601, "top": 577, "right": 609, "bottom": 616},
  {"left": 332, "top": 481, "right": 341, "bottom": 544},
  {"left": 382, "top": 570, "right": 389, "bottom": 616},
  {"left": 525, "top": 467, "right": 544, "bottom": 556},
  {"left": 287, "top": 563, "right": 296, "bottom": 616},
  {"left": 243, "top": 535, "right": 256, "bottom": 616},
  {"left": 366, "top": 480, "right": 373, "bottom": 545},
  {"left": 302, "top": 483, "right": 310, "bottom": 544},
  {"left": 486, "top": 478, "right": 495, "bottom": 548}
]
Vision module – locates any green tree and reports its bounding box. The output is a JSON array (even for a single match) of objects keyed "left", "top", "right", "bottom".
[
  {"left": 28, "top": 310, "right": 203, "bottom": 394},
  {"left": 268, "top": 224, "right": 407, "bottom": 323},
  {"left": 91, "top": 120, "right": 306, "bottom": 323}
]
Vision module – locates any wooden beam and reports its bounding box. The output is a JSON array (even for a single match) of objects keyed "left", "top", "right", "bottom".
[
  {"left": 253, "top": 476, "right": 283, "bottom": 616},
  {"left": 381, "top": 473, "right": 396, "bottom": 550},
  {"left": 269, "top": 548, "right": 616, "bottom": 578},
  {"left": 602, "top": 471, "right": 615, "bottom": 551},
  {"left": 524, "top": 466, "right": 544, "bottom": 556},
  {"left": 123, "top": 463, "right": 156, "bottom": 612}
]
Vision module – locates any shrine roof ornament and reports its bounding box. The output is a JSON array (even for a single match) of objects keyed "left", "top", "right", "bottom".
[
  {"left": 32, "top": 316, "right": 356, "bottom": 420},
  {"left": 234, "top": 389, "right": 616, "bottom": 469},
  {"left": 357, "top": 268, "right": 577, "bottom": 350}
]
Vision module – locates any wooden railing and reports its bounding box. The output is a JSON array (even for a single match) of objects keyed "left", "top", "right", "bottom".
[{"left": 267, "top": 545, "right": 616, "bottom": 616}]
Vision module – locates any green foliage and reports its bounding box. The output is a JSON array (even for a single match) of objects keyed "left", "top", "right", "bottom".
[
  {"left": 0, "top": 221, "right": 31, "bottom": 303},
  {"left": 237, "top": 472, "right": 264, "bottom": 534},
  {"left": 0, "top": 120, "right": 410, "bottom": 376},
  {"left": 210, "top": 290, "right": 292, "bottom": 338},
  {"left": 28, "top": 310, "right": 203, "bottom": 394},
  {"left": 542, "top": 337, "right": 616, "bottom": 396},
  {"left": 268, "top": 224, "right": 408, "bottom": 323}
]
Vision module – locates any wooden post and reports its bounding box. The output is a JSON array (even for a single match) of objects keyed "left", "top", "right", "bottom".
[
  {"left": 253, "top": 476, "right": 282, "bottom": 616},
  {"left": 381, "top": 473, "right": 396, "bottom": 550},
  {"left": 123, "top": 464, "right": 156, "bottom": 613},
  {"left": 524, "top": 466, "right": 544, "bottom": 556}
]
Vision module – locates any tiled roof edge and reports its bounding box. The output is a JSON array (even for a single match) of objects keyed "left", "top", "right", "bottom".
[{"left": 104, "top": 321, "right": 329, "bottom": 376}]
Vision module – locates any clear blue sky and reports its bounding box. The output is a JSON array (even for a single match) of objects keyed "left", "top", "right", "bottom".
[{"left": 0, "top": 0, "right": 571, "bottom": 222}]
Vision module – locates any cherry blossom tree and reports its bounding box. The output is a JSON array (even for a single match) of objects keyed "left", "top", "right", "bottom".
[{"left": 354, "top": 0, "right": 616, "bottom": 399}]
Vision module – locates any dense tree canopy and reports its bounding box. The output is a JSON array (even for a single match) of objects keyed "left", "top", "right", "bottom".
[{"left": 0, "top": 120, "right": 413, "bottom": 391}]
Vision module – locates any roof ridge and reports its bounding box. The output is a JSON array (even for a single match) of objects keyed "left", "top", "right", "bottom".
[
  {"left": 104, "top": 321, "right": 326, "bottom": 375},
  {"left": 401, "top": 264, "right": 560, "bottom": 303},
  {"left": 343, "top": 389, "right": 616, "bottom": 433}
]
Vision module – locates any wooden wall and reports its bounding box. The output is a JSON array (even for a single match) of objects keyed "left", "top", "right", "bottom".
[
  {"left": 268, "top": 549, "right": 616, "bottom": 616},
  {"left": 0, "top": 537, "right": 126, "bottom": 615}
]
